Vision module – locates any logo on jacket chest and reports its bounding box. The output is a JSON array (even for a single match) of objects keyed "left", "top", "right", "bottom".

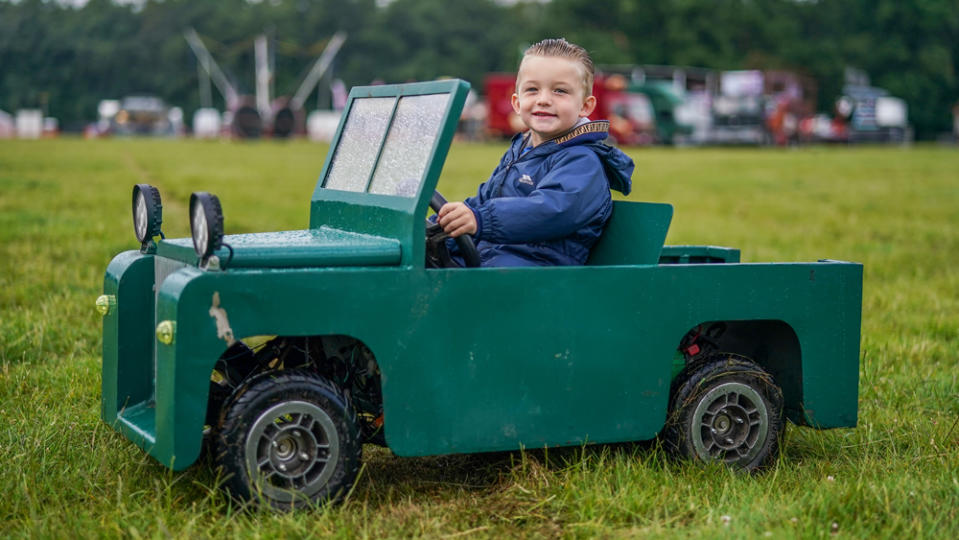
[{"left": 518, "top": 174, "right": 534, "bottom": 186}]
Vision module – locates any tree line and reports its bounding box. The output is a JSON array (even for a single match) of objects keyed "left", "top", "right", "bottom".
[{"left": 1, "top": 0, "right": 956, "bottom": 138}]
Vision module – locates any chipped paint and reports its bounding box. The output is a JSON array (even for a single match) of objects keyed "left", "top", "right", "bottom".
[{"left": 209, "top": 292, "right": 236, "bottom": 346}]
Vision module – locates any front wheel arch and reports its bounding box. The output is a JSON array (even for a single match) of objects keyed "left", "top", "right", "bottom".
[{"left": 205, "top": 334, "right": 386, "bottom": 447}]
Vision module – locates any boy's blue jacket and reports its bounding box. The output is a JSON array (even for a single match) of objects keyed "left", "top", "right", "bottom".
[{"left": 463, "top": 120, "right": 634, "bottom": 266}]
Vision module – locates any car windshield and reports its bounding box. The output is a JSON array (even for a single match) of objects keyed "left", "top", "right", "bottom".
[{"left": 323, "top": 92, "right": 452, "bottom": 198}]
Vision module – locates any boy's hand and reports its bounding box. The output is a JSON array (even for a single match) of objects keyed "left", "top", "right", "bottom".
[{"left": 437, "top": 202, "right": 477, "bottom": 238}]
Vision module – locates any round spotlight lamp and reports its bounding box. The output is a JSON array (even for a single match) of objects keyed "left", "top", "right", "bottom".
[
  {"left": 189, "top": 192, "right": 224, "bottom": 260},
  {"left": 132, "top": 184, "right": 163, "bottom": 246}
]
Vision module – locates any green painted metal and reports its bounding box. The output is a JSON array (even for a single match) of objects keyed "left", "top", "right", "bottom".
[
  {"left": 659, "top": 245, "right": 741, "bottom": 264},
  {"left": 101, "top": 251, "right": 156, "bottom": 426},
  {"left": 102, "top": 258, "right": 861, "bottom": 468},
  {"left": 100, "top": 78, "right": 863, "bottom": 473},
  {"left": 587, "top": 201, "right": 672, "bottom": 266},
  {"left": 156, "top": 229, "right": 402, "bottom": 268}
]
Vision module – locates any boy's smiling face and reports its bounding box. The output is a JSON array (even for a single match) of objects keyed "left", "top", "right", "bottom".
[{"left": 511, "top": 55, "right": 596, "bottom": 147}]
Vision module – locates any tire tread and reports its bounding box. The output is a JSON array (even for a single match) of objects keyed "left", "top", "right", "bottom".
[{"left": 215, "top": 369, "right": 362, "bottom": 509}]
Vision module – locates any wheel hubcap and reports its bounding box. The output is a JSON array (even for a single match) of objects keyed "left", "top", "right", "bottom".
[
  {"left": 245, "top": 400, "right": 339, "bottom": 503},
  {"left": 691, "top": 381, "right": 768, "bottom": 465}
]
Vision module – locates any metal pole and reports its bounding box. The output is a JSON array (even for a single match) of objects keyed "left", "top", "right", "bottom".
[
  {"left": 184, "top": 28, "right": 239, "bottom": 108},
  {"left": 291, "top": 32, "right": 347, "bottom": 110}
]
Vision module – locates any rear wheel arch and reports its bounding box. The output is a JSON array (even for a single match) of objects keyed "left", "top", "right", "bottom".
[{"left": 675, "top": 320, "right": 805, "bottom": 425}]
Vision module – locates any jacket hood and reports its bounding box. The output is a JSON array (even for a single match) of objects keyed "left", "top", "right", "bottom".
[{"left": 586, "top": 141, "right": 633, "bottom": 196}]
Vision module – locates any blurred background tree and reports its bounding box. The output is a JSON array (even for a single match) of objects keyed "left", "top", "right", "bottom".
[{"left": 0, "top": 0, "right": 955, "bottom": 138}]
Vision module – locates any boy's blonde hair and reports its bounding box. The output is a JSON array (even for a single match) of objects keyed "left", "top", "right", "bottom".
[{"left": 521, "top": 38, "right": 595, "bottom": 96}]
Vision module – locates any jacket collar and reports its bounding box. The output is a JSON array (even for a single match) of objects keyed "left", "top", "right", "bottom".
[
  {"left": 550, "top": 120, "right": 610, "bottom": 146},
  {"left": 513, "top": 120, "right": 611, "bottom": 156}
]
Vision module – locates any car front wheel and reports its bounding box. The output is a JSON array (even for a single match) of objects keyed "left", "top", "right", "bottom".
[{"left": 215, "top": 370, "right": 361, "bottom": 509}]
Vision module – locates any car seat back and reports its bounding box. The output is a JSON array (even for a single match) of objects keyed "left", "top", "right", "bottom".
[{"left": 587, "top": 201, "right": 673, "bottom": 266}]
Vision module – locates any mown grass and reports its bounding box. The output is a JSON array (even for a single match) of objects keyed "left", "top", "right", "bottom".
[{"left": 1, "top": 138, "right": 957, "bottom": 538}]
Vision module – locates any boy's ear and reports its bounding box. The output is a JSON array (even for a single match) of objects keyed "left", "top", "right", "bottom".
[
  {"left": 511, "top": 93, "right": 520, "bottom": 114},
  {"left": 580, "top": 95, "right": 597, "bottom": 118}
]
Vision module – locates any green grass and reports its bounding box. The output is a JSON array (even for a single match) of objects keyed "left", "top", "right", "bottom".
[{"left": 1, "top": 138, "right": 957, "bottom": 538}]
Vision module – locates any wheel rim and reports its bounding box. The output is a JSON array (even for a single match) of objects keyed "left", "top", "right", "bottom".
[
  {"left": 690, "top": 381, "right": 769, "bottom": 465},
  {"left": 245, "top": 400, "right": 340, "bottom": 503}
]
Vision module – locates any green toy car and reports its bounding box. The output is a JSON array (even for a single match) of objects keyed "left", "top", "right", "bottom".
[{"left": 99, "top": 79, "right": 863, "bottom": 509}]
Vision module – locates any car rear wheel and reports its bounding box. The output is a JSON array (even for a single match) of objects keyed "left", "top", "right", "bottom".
[
  {"left": 663, "top": 353, "right": 784, "bottom": 472},
  {"left": 215, "top": 370, "right": 361, "bottom": 509}
]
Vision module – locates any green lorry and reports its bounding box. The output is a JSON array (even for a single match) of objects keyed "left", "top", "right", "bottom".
[{"left": 99, "top": 79, "right": 863, "bottom": 509}]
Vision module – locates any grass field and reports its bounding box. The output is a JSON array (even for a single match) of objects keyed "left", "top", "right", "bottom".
[{"left": 0, "top": 138, "right": 957, "bottom": 538}]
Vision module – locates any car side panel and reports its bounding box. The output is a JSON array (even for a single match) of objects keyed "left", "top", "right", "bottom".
[
  {"left": 383, "top": 262, "right": 861, "bottom": 456},
  {"left": 137, "top": 260, "right": 860, "bottom": 468}
]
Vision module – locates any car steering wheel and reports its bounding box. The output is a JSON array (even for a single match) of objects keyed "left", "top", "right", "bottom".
[{"left": 428, "top": 191, "right": 481, "bottom": 268}]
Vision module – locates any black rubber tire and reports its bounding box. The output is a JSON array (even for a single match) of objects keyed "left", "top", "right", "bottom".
[
  {"left": 662, "top": 353, "right": 784, "bottom": 472},
  {"left": 215, "top": 370, "right": 361, "bottom": 509}
]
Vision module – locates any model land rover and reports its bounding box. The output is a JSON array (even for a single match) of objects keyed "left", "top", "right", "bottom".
[{"left": 98, "top": 79, "right": 863, "bottom": 509}]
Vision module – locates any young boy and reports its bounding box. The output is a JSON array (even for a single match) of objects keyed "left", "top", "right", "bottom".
[{"left": 437, "top": 38, "right": 634, "bottom": 266}]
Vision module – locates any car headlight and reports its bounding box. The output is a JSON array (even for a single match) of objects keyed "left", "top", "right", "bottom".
[
  {"left": 156, "top": 320, "right": 176, "bottom": 345},
  {"left": 95, "top": 294, "right": 116, "bottom": 316},
  {"left": 132, "top": 184, "right": 163, "bottom": 247},
  {"left": 189, "top": 191, "right": 224, "bottom": 260}
]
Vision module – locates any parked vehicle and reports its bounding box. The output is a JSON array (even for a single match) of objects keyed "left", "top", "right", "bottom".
[
  {"left": 92, "top": 96, "right": 181, "bottom": 137},
  {"left": 99, "top": 79, "right": 863, "bottom": 510},
  {"left": 834, "top": 85, "right": 911, "bottom": 143},
  {"left": 709, "top": 70, "right": 768, "bottom": 145},
  {"left": 629, "top": 80, "right": 694, "bottom": 145}
]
